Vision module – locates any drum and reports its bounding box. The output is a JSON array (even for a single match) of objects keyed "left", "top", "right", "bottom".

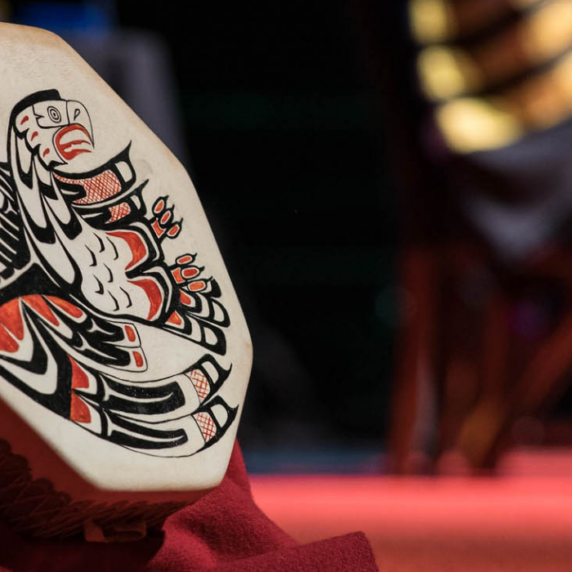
[{"left": 0, "top": 24, "right": 252, "bottom": 541}]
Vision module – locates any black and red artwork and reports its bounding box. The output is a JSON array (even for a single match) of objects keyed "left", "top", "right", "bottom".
[{"left": 0, "top": 90, "right": 237, "bottom": 457}]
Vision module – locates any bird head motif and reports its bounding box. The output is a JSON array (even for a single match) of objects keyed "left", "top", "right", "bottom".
[
  {"left": 11, "top": 89, "right": 93, "bottom": 169},
  {"left": 0, "top": 88, "right": 238, "bottom": 461}
]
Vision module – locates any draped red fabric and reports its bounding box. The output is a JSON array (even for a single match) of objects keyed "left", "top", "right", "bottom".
[{"left": 0, "top": 442, "right": 378, "bottom": 572}]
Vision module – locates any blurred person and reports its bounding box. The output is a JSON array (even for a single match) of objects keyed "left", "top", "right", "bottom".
[{"left": 357, "top": 0, "right": 572, "bottom": 473}]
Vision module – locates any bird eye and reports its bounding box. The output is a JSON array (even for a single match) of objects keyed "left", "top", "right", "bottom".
[{"left": 47, "top": 106, "right": 61, "bottom": 123}]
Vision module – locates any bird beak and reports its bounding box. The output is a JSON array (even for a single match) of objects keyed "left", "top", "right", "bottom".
[
  {"left": 54, "top": 123, "right": 94, "bottom": 162},
  {"left": 51, "top": 100, "right": 95, "bottom": 163}
]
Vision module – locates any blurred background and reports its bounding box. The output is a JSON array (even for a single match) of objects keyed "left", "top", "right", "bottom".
[
  {"left": 2, "top": 0, "right": 396, "bottom": 471},
  {"left": 5, "top": 0, "right": 572, "bottom": 568}
]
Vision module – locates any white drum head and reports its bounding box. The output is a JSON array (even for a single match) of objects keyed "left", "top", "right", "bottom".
[{"left": 0, "top": 24, "right": 252, "bottom": 539}]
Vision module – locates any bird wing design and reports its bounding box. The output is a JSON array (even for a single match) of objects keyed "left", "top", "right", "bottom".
[{"left": 0, "top": 89, "right": 239, "bottom": 457}]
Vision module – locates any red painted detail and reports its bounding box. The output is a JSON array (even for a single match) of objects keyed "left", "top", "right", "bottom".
[
  {"left": 55, "top": 170, "right": 122, "bottom": 205},
  {"left": 23, "top": 295, "right": 59, "bottom": 326},
  {"left": 54, "top": 123, "right": 93, "bottom": 161},
  {"left": 129, "top": 278, "right": 164, "bottom": 321},
  {"left": 108, "top": 202, "right": 131, "bottom": 222},
  {"left": 188, "top": 369, "right": 209, "bottom": 401},
  {"left": 46, "top": 297, "right": 85, "bottom": 319},
  {"left": 69, "top": 357, "right": 91, "bottom": 423},
  {"left": 153, "top": 199, "right": 165, "bottom": 215},
  {"left": 151, "top": 219, "right": 165, "bottom": 239},
  {"left": 182, "top": 267, "right": 199, "bottom": 279},
  {"left": 177, "top": 254, "right": 194, "bottom": 265},
  {"left": 133, "top": 351, "right": 144, "bottom": 368},
  {"left": 160, "top": 211, "right": 171, "bottom": 225},
  {"left": 70, "top": 394, "right": 91, "bottom": 423},
  {"left": 31, "top": 132, "right": 38, "bottom": 141},
  {"left": 20, "top": 115, "right": 29, "bottom": 125},
  {"left": 189, "top": 281, "right": 206, "bottom": 292},
  {"left": 171, "top": 267, "right": 184, "bottom": 284},
  {"left": 125, "top": 325, "right": 137, "bottom": 342},
  {"left": 167, "top": 311, "right": 184, "bottom": 327},
  {"left": 0, "top": 299, "right": 25, "bottom": 340},
  {"left": 70, "top": 357, "right": 90, "bottom": 390},
  {"left": 107, "top": 230, "right": 149, "bottom": 271},
  {"left": 42, "top": 149, "right": 50, "bottom": 158},
  {"left": 179, "top": 290, "right": 196, "bottom": 308},
  {"left": 0, "top": 325, "right": 19, "bottom": 353},
  {"left": 167, "top": 224, "right": 181, "bottom": 238},
  {"left": 195, "top": 412, "right": 217, "bottom": 442}
]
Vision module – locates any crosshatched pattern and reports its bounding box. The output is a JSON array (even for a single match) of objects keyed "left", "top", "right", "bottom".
[
  {"left": 189, "top": 369, "right": 210, "bottom": 401},
  {"left": 195, "top": 412, "right": 217, "bottom": 442},
  {"left": 0, "top": 88, "right": 238, "bottom": 459},
  {"left": 108, "top": 201, "right": 131, "bottom": 222},
  {"left": 56, "top": 170, "right": 122, "bottom": 204}
]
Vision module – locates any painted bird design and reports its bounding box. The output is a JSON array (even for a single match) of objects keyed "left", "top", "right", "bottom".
[{"left": 0, "top": 90, "right": 237, "bottom": 456}]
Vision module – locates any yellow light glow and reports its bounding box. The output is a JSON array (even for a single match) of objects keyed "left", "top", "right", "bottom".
[
  {"left": 437, "top": 98, "right": 524, "bottom": 153},
  {"left": 519, "top": 77, "right": 566, "bottom": 129},
  {"left": 538, "top": 51, "right": 572, "bottom": 128},
  {"left": 524, "top": 1, "right": 572, "bottom": 63},
  {"left": 502, "top": 50, "right": 572, "bottom": 130},
  {"left": 427, "top": 2, "right": 572, "bottom": 152},
  {"left": 511, "top": 0, "right": 543, "bottom": 8},
  {"left": 409, "top": 0, "right": 453, "bottom": 44},
  {"left": 418, "top": 46, "right": 481, "bottom": 100},
  {"left": 554, "top": 51, "right": 572, "bottom": 103}
]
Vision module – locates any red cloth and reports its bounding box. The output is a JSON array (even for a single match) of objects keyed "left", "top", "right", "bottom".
[{"left": 0, "top": 443, "right": 378, "bottom": 572}]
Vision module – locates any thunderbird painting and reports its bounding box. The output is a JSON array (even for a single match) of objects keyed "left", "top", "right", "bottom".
[{"left": 0, "top": 89, "right": 238, "bottom": 458}]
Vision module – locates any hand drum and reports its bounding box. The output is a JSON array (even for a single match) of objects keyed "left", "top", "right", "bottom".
[{"left": 0, "top": 24, "right": 251, "bottom": 541}]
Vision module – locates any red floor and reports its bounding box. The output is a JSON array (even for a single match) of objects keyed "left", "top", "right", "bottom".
[{"left": 251, "top": 451, "right": 572, "bottom": 571}]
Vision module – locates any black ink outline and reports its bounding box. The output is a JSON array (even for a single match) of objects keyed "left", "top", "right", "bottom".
[{"left": 0, "top": 90, "right": 237, "bottom": 457}]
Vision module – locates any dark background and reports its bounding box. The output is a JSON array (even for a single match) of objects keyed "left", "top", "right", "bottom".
[{"left": 9, "top": 1, "right": 405, "bottom": 466}]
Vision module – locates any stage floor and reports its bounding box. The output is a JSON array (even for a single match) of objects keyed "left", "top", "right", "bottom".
[{"left": 250, "top": 450, "right": 572, "bottom": 571}]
